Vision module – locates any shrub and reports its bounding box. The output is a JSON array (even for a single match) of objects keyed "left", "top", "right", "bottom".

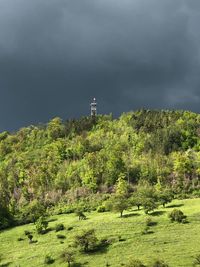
[
  {"left": 55, "top": 223, "right": 65, "bottom": 232},
  {"left": 169, "top": 209, "right": 187, "bottom": 223},
  {"left": 151, "top": 259, "right": 169, "bottom": 267},
  {"left": 67, "top": 226, "right": 74, "bottom": 231},
  {"left": 24, "top": 230, "right": 31, "bottom": 236},
  {"left": 74, "top": 229, "right": 98, "bottom": 252},
  {"left": 60, "top": 249, "right": 74, "bottom": 266},
  {"left": 17, "top": 237, "right": 24, "bottom": 241},
  {"left": 35, "top": 216, "right": 48, "bottom": 234},
  {"left": 193, "top": 254, "right": 200, "bottom": 266},
  {"left": 75, "top": 210, "right": 87, "bottom": 220},
  {"left": 62, "top": 206, "right": 75, "bottom": 214},
  {"left": 27, "top": 234, "right": 33, "bottom": 242},
  {"left": 44, "top": 255, "right": 55, "bottom": 265},
  {"left": 97, "top": 205, "right": 106, "bottom": 212},
  {"left": 125, "top": 259, "right": 146, "bottom": 267},
  {"left": 20, "top": 200, "right": 46, "bottom": 224}
]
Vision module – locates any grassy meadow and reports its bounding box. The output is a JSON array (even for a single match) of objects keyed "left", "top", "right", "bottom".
[{"left": 0, "top": 198, "right": 200, "bottom": 267}]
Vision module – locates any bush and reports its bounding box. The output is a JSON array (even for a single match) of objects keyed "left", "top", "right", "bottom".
[
  {"left": 67, "top": 226, "right": 74, "bottom": 231},
  {"left": 24, "top": 230, "right": 31, "bottom": 236},
  {"left": 27, "top": 234, "right": 33, "bottom": 242},
  {"left": 17, "top": 237, "right": 24, "bottom": 241},
  {"left": 74, "top": 229, "right": 98, "bottom": 252},
  {"left": 151, "top": 259, "right": 169, "bottom": 267},
  {"left": 169, "top": 209, "right": 187, "bottom": 223},
  {"left": 19, "top": 200, "right": 46, "bottom": 224},
  {"left": 35, "top": 217, "right": 48, "bottom": 234},
  {"left": 125, "top": 259, "right": 146, "bottom": 267},
  {"left": 193, "top": 254, "right": 200, "bottom": 266},
  {"left": 97, "top": 205, "right": 106, "bottom": 212},
  {"left": 75, "top": 210, "right": 87, "bottom": 220},
  {"left": 55, "top": 223, "right": 65, "bottom": 232},
  {"left": 44, "top": 255, "right": 55, "bottom": 265},
  {"left": 64, "top": 206, "right": 75, "bottom": 214},
  {"left": 60, "top": 249, "right": 74, "bottom": 266}
]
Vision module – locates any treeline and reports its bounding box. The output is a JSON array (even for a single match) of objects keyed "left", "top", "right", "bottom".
[{"left": 0, "top": 109, "right": 200, "bottom": 228}]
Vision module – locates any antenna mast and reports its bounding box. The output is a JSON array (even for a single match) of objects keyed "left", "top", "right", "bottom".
[{"left": 90, "top": 98, "right": 97, "bottom": 116}]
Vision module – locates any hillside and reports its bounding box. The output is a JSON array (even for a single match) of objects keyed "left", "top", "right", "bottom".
[
  {"left": 0, "top": 198, "right": 200, "bottom": 267},
  {"left": 0, "top": 109, "right": 200, "bottom": 229}
]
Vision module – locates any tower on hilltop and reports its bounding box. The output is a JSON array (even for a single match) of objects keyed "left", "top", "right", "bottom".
[{"left": 90, "top": 98, "right": 97, "bottom": 116}]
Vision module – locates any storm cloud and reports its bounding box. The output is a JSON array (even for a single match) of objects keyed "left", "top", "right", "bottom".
[{"left": 0, "top": 0, "right": 200, "bottom": 131}]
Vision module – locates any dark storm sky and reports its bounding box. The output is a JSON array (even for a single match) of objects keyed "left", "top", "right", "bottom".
[{"left": 0, "top": 0, "right": 200, "bottom": 132}]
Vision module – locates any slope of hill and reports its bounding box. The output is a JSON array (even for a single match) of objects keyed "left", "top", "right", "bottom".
[
  {"left": 0, "top": 109, "right": 200, "bottom": 229},
  {"left": 0, "top": 198, "right": 200, "bottom": 267}
]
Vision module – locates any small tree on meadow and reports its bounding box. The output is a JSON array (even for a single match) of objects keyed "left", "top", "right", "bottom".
[
  {"left": 105, "top": 195, "right": 129, "bottom": 217},
  {"left": 35, "top": 216, "right": 48, "bottom": 234},
  {"left": 106, "top": 173, "right": 130, "bottom": 217},
  {"left": 155, "top": 183, "right": 173, "bottom": 208},
  {"left": 131, "top": 193, "right": 143, "bottom": 210},
  {"left": 158, "top": 189, "right": 173, "bottom": 208},
  {"left": 143, "top": 198, "right": 158, "bottom": 214},
  {"left": 27, "top": 234, "right": 33, "bottom": 243},
  {"left": 74, "top": 229, "right": 98, "bottom": 252},
  {"left": 75, "top": 209, "right": 86, "bottom": 220},
  {"left": 60, "top": 249, "right": 75, "bottom": 267}
]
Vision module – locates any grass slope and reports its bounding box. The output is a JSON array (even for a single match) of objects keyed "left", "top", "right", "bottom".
[{"left": 0, "top": 198, "right": 200, "bottom": 267}]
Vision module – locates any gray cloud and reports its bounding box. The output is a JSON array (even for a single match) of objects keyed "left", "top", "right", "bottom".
[{"left": 0, "top": 0, "right": 200, "bottom": 131}]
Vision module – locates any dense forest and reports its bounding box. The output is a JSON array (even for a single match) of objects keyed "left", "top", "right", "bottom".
[{"left": 0, "top": 109, "right": 200, "bottom": 229}]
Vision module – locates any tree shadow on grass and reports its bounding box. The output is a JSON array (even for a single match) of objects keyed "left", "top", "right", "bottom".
[
  {"left": 0, "top": 262, "right": 12, "bottom": 267},
  {"left": 72, "top": 263, "right": 83, "bottom": 267},
  {"left": 40, "top": 227, "right": 54, "bottom": 234},
  {"left": 146, "top": 230, "right": 154, "bottom": 234},
  {"left": 147, "top": 221, "right": 158, "bottom": 227},
  {"left": 86, "top": 241, "right": 110, "bottom": 255},
  {"left": 123, "top": 213, "right": 140, "bottom": 218},
  {"left": 150, "top": 211, "right": 166, "bottom": 216},
  {"left": 166, "top": 203, "right": 184, "bottom": 208}
]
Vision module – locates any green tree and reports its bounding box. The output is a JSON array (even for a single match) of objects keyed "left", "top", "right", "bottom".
[
  {"left": 157, "top": 188, "right": 173, "bottom": 208},
  {"left": 35, "top": 216, "right": 48, "bottom": 234},
  {"left": 135, "top": 182, "right": 158, "bottom": 214},
  {"left": 47, "top": 117, "right": 65, "bottom": 140},
  {"left": 115, "top": 173, "right": 129, "bottom": 196},
  {"left": 74, "top": 229, "right": 98, "bottom": 252},
  {"left": 60, "top": 249, "right": 75, "bottom": 267},
  {"left": 106, "top": 195, "right": 129, "bottom": 217}
]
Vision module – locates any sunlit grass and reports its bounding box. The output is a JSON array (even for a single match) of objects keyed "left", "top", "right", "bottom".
[{"left": 0, "top": 198, "right": 200, "bottom": 266}]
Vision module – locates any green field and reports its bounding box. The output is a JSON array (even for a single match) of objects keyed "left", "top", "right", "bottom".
[{"left": 0, "top": 198, "right": 200, "bottom": 267}]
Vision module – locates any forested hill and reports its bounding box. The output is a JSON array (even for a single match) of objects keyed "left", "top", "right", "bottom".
[{"left": 0, "top": 109, "right": 200, "bottom": 227}]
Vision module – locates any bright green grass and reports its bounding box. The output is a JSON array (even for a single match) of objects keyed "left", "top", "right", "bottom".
[{"left": 0, "top": 198, "right": 200, "bottom": 267}]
